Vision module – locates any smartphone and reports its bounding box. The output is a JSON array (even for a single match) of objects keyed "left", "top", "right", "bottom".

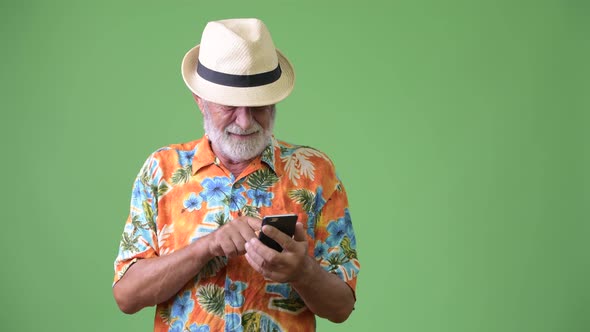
[{"left": 258, "top": 214, "right": 298, "bottom": 252}]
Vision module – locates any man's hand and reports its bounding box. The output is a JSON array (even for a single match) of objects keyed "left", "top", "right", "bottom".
[
  {"left": 244, "top": 222, "right": 309, "bottom": 283},
  {"left": 207, "top": 216, "right": 262, "bottom": 259},
  {"left": 113, "top": 216, "right": 262, "bottom": 314},
  {"left": 246, "top": 221, "right": 356, "bottom": 323}
]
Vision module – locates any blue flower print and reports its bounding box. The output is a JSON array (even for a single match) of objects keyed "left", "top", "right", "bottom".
[
  {"left": 131, "top": 178, "right": 151, "bottom": 209},
  {"left": 170, "top": 320, "right": 186, "bottom": 332},
  {"left": 258, "top": 316, "right": 281, "bottom": 332},
  {"left": 325, "top": 208, "right": 356, "bottom": 248},
  {"left": 131, "top": 178, "right": 145, "bottom": 199},
  {"left": 328, "top": 252, "right": 359, "bottom": 282},
  {"left": 313, "top": 186, "right": 326, "bottom": 213},
  {"left": 183, "top": 193, "right": 203, "bottom": 212},
  {"left": 200, "top": 177, "right": 232, "bottom": 208},
  {"left": 266, "top": 283, "right": 292, "bottom": 298},
  {"left": 177, "top": 149, "right": 195, "bottom": 167},
  {"left": 228, "top": 186, "right": 246, "bottom": 211},
  {"left": 225, "top": 313, "right": 243, "bottom": 332},
  {"left": 225, "top": 277, "right": 247, "bottom": 308},
  {"left": 306, "top": 186, "right": 326, "bottom": 237},
  {"left": 171, "top": 291, "right": 194, "bottom": 323},
  {"left": 314, "top": 240, "right": 330, "bottom": 259},
  {"left": 247, "top": 189, "right": 274, "bottom": 207},
  {"left": 344, "top": 208, "right": 356, "bottom": 247},
  {"left": 187, "top": 323, "right": 210, "bottom": 332},
  {"left": 326, "top": 218, "right": 346, "bottom": 247}
]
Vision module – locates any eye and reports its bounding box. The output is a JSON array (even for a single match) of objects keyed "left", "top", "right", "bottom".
[
  {"left": 217, "top": 105, "right": 236, "bottom": 113},
  {"left": 251, "top": 105, "right": 272, "bottom": 113}
]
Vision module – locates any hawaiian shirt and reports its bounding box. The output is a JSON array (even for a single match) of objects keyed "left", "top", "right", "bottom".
[{"left": 113, "top": 135, "right": 360, "bottom": 332}]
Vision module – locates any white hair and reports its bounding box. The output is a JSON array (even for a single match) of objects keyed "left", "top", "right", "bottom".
[{"left": 202, "top": 101, "right": 276, "bottom": 162}]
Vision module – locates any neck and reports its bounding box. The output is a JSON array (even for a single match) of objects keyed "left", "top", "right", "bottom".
[{"left": 211, "top": 144, "right": 255, "bottom": 178}]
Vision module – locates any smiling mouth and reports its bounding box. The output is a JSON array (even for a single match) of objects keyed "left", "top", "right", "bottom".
[{"left": 227, "top": 131, "right": 259, "bottom": 138}]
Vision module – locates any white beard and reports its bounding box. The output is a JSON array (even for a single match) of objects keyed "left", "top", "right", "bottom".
[{"left": 203, "top": 110, "right": 274, "bottom": 162}]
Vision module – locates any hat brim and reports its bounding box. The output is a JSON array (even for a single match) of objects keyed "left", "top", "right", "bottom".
[{"left": 181, "top": 45, "right": 295, "bottom": 107}]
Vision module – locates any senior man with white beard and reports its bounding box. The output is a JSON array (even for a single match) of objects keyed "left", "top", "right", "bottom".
[{"left": 113, "top": 18, "right": 360, "bottom": 332}]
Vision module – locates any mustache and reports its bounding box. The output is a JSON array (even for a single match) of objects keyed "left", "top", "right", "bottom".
[{"left": 224, "top": 122, "right": 263, "bottom": 135}]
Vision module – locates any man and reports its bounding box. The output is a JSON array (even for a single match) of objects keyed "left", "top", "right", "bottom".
[{"left": 113, "top": 18, "right": 360, "bottom": 332}]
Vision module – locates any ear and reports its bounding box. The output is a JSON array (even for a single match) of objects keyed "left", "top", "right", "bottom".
[{"left": 193, "top": 94, "right": 205, "bottom": 116}]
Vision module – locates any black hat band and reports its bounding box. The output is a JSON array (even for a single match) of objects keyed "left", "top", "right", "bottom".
[{"left": 197, "top": 60, "right": 282, "bottom": 88}]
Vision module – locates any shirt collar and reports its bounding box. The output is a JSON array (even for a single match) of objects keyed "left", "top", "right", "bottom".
[
  {"left": 191, "top": 135, "right": 281, "bottom": 176},
  {"left": 191, "top": 136, "right": 216, "bottom": 175}
]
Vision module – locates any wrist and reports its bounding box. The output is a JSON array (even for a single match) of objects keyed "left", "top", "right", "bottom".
[
  {"left": 291, "top": 256, "right": 316, "bottom": 286},
  {"left": 189, "top": 235, "right": 216, "bottom": 263}
]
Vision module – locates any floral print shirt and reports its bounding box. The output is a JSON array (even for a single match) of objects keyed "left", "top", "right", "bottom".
[{"left": 113, "top": 136, "right": 360, "bottom": 332}]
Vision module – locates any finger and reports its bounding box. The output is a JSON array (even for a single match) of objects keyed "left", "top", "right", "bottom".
[
  {"left": 261, "top": 225, "right": 292, "bottom": 250},
  {"left": 231, "top": 229, "right": 252, "bottom": 256},
  {"left": 248, "top": 237, "right": 280, "bottom": 266},
  {"left": 293, "top": 222, "right": 307, "bottom": 242},
  {"left": 244, "top": 241, "right": 265, "bottom": 270},
  {"left": 211, "top": 246, "right": 225, "bottom": 257},
  {"left": 237, "top": 221, "right": 259, "bottom": 242},
  {"left": 244, "top": 248, "right": 262, "bottom": 272},
  {"left": 220, "top": 237, "right": 239, "bottom": 258},
  {"left": 245, "top": 242, "right": 276, "bottom": 281},
  {"left": 234, "top": 239, "right": 246, "bottom": 256},
  {"left": 244, "top": 216, "right": 263, "bottom": 231},
  {"left": 246, "top": 250, "right": 275, "bottom": 280}
]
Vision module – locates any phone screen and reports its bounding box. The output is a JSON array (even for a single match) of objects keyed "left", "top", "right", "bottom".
[{"left": 258, "top": 214, "right": 298, "bottom": 252}]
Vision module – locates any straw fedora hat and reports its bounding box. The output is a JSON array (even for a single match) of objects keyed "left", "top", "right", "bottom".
[{"left": 182, "top": 18, "right": 295, "bottom": 107}]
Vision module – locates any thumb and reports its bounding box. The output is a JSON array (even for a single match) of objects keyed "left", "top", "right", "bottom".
[{"left": 293, "top": 222, "right": 307, "bottom": 242}]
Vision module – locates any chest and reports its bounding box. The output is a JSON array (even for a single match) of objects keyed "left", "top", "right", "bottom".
[{"left": 155, "top": 168, "right": 318, "bottom": 253}]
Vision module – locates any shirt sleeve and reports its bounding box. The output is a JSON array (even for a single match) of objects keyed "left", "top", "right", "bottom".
[
  {"left": 313, "top": 179, "right": 360, "bottom": 293},
  {"left": 113, "top": 154, "right": 162, "bottom": 285}
]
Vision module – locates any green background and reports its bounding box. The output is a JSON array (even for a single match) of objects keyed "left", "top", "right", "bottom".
[{"left": 1, "top": 0, "right": 588, "bottom": 331}]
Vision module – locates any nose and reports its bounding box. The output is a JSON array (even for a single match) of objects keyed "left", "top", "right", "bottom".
[{"left": 234, "top": 107, "right": 253, "bottom": 130}]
